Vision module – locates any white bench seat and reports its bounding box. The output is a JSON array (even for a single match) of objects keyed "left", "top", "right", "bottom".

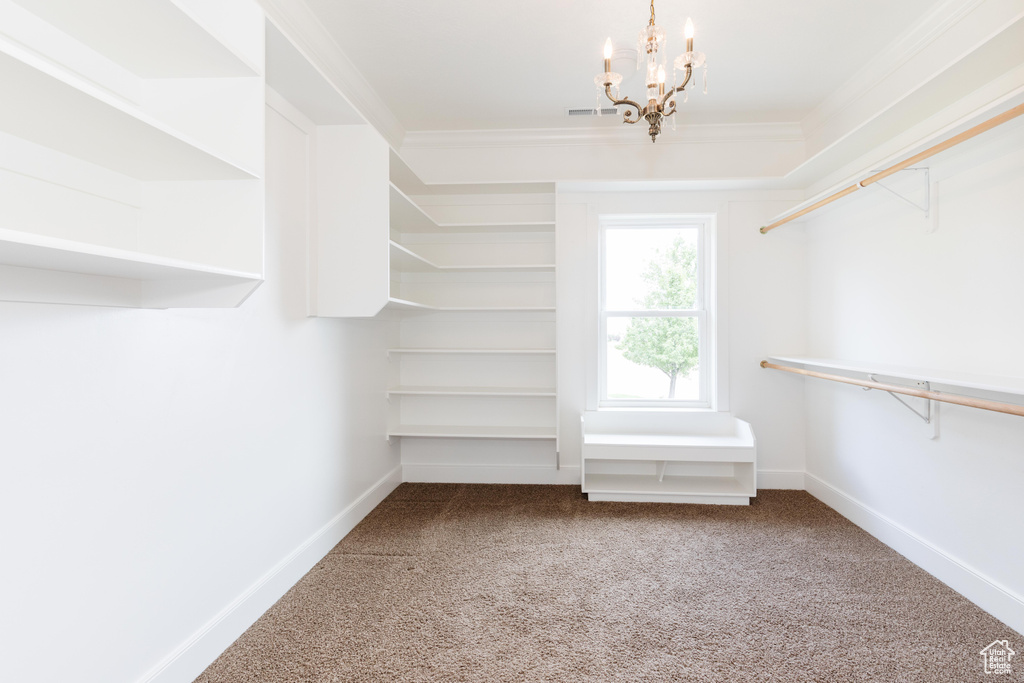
[{"left": 581, "top": 411, "right": 757, "bottom": 505}]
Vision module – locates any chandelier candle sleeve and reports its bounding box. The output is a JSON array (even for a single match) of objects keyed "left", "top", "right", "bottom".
[{"left": 595, "top": 2, "right": 707, "bottom": 143}]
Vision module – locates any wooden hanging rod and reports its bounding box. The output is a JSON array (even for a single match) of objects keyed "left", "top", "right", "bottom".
[
  {"left": 760, "top": 101, "right": 1024, "bottom": 234},
  {"left": 760, "top": 360, "right": 1024, "bottom": 418}
]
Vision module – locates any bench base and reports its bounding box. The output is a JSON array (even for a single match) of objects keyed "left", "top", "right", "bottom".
[{"left": 587, "top": 492, "right": 750, "bottom": 505}]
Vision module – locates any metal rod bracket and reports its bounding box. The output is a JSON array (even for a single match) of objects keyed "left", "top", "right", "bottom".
[{"left": 867, "top": 167, "right": 938, "bottom": 233}]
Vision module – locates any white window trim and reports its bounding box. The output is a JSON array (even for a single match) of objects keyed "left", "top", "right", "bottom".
[{"left": 595, "top": 212, "right": 719, "bottom": 410}]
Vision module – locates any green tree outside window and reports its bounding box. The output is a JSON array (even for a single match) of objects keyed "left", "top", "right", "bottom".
[{"left": 615, "top": 235, "right": 699, "bottom": 398}]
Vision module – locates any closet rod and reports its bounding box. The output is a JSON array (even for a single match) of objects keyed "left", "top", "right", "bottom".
[
  {"left": 760, "top": 361, "right": 1024, "bottom": 418},
  {"left": 760, "top": 101, "right": 1024, "bottom": 234}
]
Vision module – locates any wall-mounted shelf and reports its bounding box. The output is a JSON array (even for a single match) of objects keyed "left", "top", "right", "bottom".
[
  {"left": 7, "top": 0, "right": 260, "bottom": 78},
  {"left": 384, "top": 298, "right": 555, "bottom": 313},
  {"left": 388, "top": 425, "right": 557, "bottom": 440},
  {"left": 387, "top": 348, "right": 556, "bottom": 356},
  {"left": 766, "top": 356, "right": 1024, "bottom": 398},
  {"left": 388, "top": 241, "right": 554, "bottom": 273},
  {"left": 764, "top": 357, "right": 1024, "bottom": 427},
  {"left": 762, "top": 99, "right": 1024, "bottom": 234},
  {"left": 0, "top": 48, "right": 256, "bottom": 181},
  {"left": 434, "top": 221, "right": 556, "bottom": 234},
  {"left": 0, "top": 0, "right": 265, "bottom": 308},
  {"left": 0, "top": 228, "right": 262, "bottom": 308},
  {"left": 387, "top": 386, "right": 556, "bottom": 398}
]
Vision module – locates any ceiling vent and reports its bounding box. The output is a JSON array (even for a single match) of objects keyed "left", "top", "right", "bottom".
[{"left": 566, "top": 107, "right": 618, "bottom": 117}]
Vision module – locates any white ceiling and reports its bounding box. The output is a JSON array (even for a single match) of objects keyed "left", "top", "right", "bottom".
[{"left": 303, "top": 0, "right": 943, "bottom": 132}]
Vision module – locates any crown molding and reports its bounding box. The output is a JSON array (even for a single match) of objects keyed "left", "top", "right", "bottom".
[
  {"left": 257, "top": 0, "right": 406, "bottom": 148},
  {"left": 401, "top": 122, "right": 804, "bottom": 151},
  {"left": 801, "top": 0, "right": 988, "bottom": 143}
]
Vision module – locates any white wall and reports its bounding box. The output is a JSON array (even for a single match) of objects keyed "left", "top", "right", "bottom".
[
  {"left": 801, "top": 117, "right": 1024, "bottom": 633},
  {"left": 556, "top": 189, "right": 808, "bottom": 487},
  {"left": 0, "top": 102, "right": 400, "bottom": 683}
]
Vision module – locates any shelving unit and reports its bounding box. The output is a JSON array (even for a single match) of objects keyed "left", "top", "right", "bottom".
[
  {"left": 306, "top": 116, "right": 558, "bottom": 471},
  {"left": 388, "top": 425, "right": 557, "bottom": 440},
  {"left": 0, "top": 0, "right": 265, "bottom": 308},
  {"left": 386, "top": 177, "right": 558, "bottom": 456},
  {"left": 766, "top": 356, "right": 1024, "bottom": 397}
]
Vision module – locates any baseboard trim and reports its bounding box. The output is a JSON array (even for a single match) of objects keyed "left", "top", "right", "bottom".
[
  {"left": 403, "top": 463, "right": 582, "bottom": 485},
  {"left": 138, "top": 465, "right": 403, "bottom": 683},
  {"left": 756, "top": 469, "right": 806, "bottom": 490},
  {"left": 805, "top": 472, "right": 1024, "bottom": 635}
]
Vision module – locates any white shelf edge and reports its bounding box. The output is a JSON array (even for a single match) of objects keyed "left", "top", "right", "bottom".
[
  {"left": 767, "top": 355, "right": 1024, "bottom": 398},
  {"left": 768, "top": 91, "right": 1024, "bottom": 226},
  {"left": 386, "top": 386, "right": 556, "bottom": 397},
  {"left": 388, "top": 425, "right": 558, "bottom": 440},
  {"left": 0, "top": 228, "right": 262, "bottom": 281},
  {"left": 168, "top": 1, "right": 261, "bottom": 77},
  {"left": 0, "top": 37, "right": 259, "bottom": 181},
  {"left": 435, "top": 221, "right": 555, "bottom": 228},
  {"left": 434, "top": 264, "right": 556, "bottom": 272},
  {"left": 389, "top": 239, "right": 554, "bottom": 273},
  {"left": 439, "top": 306, "right": 556, "bottom": 312},
  {"left": 386, "top": 348, "right": 556, "bottom": 355},
  {"left": 388, "top": 240, "right": 436, "bottom": 270},
  {"left": 389, "top": 182, "right": 439, "bottom": 231},
  {"left": 385, "top": 297, "right": 555, "bottom": 313}
]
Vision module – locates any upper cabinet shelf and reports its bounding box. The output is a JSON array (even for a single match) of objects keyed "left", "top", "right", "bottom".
[
  {"left": 388, "top": 240, "right": 554, "bottom": 273},
  {"left": 7, "top": 0, "right": 259, "bottom": 78},
  {"left": 0, "top": 47, "right": 256, "bottom": 181},
  {"left": 390, "top": 183, "right": 439, "bottom": 233},
  {"left": 312, "top": 126, "right": 556, "bottom": 318},
  {"left": 0, "top": 0, "right": 266, "bottom": 308}
]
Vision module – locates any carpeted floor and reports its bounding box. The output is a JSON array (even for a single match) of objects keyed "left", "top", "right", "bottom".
[{"left": 195, "top": 485, "right": 1021, "bottom": 682}]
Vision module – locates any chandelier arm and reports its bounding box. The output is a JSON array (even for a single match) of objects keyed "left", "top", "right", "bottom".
[
  {"left": 659, "top": 65, "right": 692, "bottom": 107},
  {"left": 604, "top": 85, "right": 643, "bottom": 123},
  {"left": 662, "top": 99, "right": 678, "bottom": 117}
]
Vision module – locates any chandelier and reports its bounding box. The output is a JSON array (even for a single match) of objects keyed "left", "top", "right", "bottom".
[{"left": 595, "top": 0, "right": 707, "bottom": 142}]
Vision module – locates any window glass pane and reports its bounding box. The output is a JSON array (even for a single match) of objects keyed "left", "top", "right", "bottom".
[
  {"left": 604, "top": 227, "right": 699, "bottom": 310},
  {"left": 605, "top": 316, "right": 700, "bottom": 401}
]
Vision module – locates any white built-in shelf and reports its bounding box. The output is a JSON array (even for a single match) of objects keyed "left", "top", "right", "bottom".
[
  {"left": 6, "top": 0, "right": 259, "bottom": 78},
  {"left": 0, "top": 228, "right": 259, "bottom": 281},
  {"left": 384, "top": 297, "right": 435, "bottom": 312},
  {"left": 388, "top": 241, "right": 554, "bottom": 273},
  {"left": 387, "top": 348, "right": 556, "bottom": 356},
  {"left": 387, "top": 386, "right": 555, "bottom": 397},
  {"left": 434, "top": 221, "right": 556, "bottom": 233},
  {"left": 0, "top": 0, "right": 264, "bottom": 308},
  {"left": 0, "top": 229, "right": 262, "bottom": 308},
  {"left": 390, "top": 183, "right": 439, "bottom": 232},
  {"left": 388, "top": 424, "right": 557, "bottom": 439},
  {"left": 390, "top": 184, "right": 555, "bottom": 234},
  {"left": 385, "top": 297, "right": 555, "bottom": 313},
  {"left": 584, "top": 473, "right": 752, "bottom": 497},
  {"left": 0, "top": 44, "right": 256, "bottom": 181},
  {"left": 767, "top": 356, "right": 1024, "bottom": 397}
]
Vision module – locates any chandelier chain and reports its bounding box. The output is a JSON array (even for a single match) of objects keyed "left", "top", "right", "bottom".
[{"left": 649, "top": 0, "right": 655, "bottom": 26}]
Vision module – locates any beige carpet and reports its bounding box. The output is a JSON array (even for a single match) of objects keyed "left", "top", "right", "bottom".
[{"left": 195, "top": 485, "right": 1020, "bottom": 682}]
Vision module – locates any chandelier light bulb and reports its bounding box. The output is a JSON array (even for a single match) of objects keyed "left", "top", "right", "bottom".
[
  {"left": 603, "top": 37, "right": 614, "bottom": 60},
  {"left": 657, "top": 65, "right": 666, "bottom": 84},
  {"left": 685, "top": 17, "right": 694, "bottom": 39}
]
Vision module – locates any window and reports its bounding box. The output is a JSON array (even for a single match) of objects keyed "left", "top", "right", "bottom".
[{"left": 599, "top": 215, "right": 715, "bottom": 408}]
